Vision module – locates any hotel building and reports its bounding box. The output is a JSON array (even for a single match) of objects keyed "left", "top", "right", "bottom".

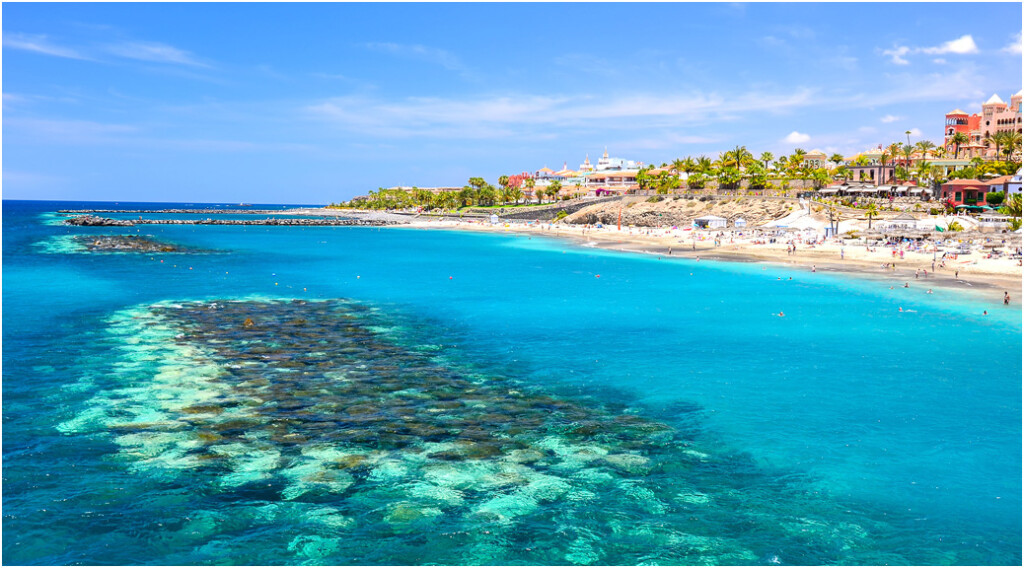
[{"left": 943, "top": 91, "right": 1022, "bottom": 160}]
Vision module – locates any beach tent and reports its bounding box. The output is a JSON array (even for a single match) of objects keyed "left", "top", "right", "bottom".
[
  {"left": 734, "top": 218, "right": 747, "bottom": 228},
  {"left": 694, "top": 215, "right": 727, "bottom": 229},
  {"left": 880, "top": 213, "right": 919, "bottom": 232},
  {"left": 489, "top": 214, "right": 499, "bottom": 224}
]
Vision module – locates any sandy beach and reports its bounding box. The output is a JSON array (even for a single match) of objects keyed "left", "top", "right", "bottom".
[{"left": 397, "top": 216, "right": 1023, "bottom": 305}]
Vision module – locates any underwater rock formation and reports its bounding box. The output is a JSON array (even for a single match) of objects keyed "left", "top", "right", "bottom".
[{"left": 56, "top": 298, "right": 914, "bottom": 565}]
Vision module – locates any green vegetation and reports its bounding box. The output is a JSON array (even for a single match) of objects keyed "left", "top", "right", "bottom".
[
  {"left": 986, "top": 192, "right": 1005, "bottom": 206},
  {"left": 331, "top": 134, "right": 1020, "bottom": 207}
]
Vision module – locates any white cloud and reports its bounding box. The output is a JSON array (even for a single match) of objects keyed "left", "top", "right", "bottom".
[
  {"left": 364, "top": 42, "right": 468, "bottom": 74},
  {"left": 104, "top": 41, "right": 207, "bottom": 67},
  {"left": 880, "top": 114, "right": 901, "bottom": 123},
  {"left": 882, "top": 45, "right": 911, "bottom": 65},
  {"left": 2, "top": 33, "right": 88, "bottom": 60},
  {"left": 305, "top": 88, "right": 825, "bottom": 139},
  {"left": 922, "top": 34, "right": 978, "bottom": 55},
  {"left": 882, "top": 34, "right": 978, "bottom": 65},
  {"left": 783, "top": 131, "right": 810, "bottom": 144},
  {"left": 907, "top": 128, "right": 922, "bottom": 137},
  {"left": 1003, "top": 32, "right": 1023, "bottom": 54},
  {"left": 932, "top": 58, "right": 946, "bottom": 65}
]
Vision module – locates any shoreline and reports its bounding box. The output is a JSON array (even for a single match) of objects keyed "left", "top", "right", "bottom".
[{"left": 398, "top": 218, "right": 1023, "bottom": 305}]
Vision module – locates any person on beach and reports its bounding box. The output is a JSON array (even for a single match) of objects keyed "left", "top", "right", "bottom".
[
  {"left": 1004, "top": 292, "right": 1011, "bottom": 305},
  {"left": 811, "top": 265, "right": 816, "bottom": 272},
  {"left": 955, "top": 269, "right": 959, "bottom": 280},
  {"left": 915, "top": 269, "right": 919, "bottom": 279}
]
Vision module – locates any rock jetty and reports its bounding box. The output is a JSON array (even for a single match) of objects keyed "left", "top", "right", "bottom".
[
  {"left": 65, "top": 215, "right": 135, "bottom": 227},
  {"left": 64, "top": 215, "right": 405, "bottom": 227}
]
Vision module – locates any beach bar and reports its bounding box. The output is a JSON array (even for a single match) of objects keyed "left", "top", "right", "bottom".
[{"left": 694, "top": 215, "right": 727, "bottom": 229}]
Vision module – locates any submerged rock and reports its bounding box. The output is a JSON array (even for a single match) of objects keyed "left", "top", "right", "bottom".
[{"left": 56, "top": 297, "right": 903, "bottom": 565}]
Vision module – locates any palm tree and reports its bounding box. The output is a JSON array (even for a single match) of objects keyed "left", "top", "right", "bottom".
[
  {"left": 723, "top": 145, "right": 752, "bottom": 171},
  {"left": 1001, "top": 130, "right": 1022, "bottom": 161},
  {"left": 696, "top": 156, "right": 713, "bottom": 175},
  {"left": 509, "top": 187, "right": 524, "bottom": 205},
  {"left": 984, "top": 131, "right": 1002, "bottom": 160},
  {"left": 636, "top": 166, "right": 653, "bottom": 192},
  {"left": 915, "top": 140, "right": 936, "bottom": 158},
  {"left": 865, "top": 203, "right": 878, "bottom": 230},
  {"left": 524, "top": 178, "right": 537, "bottom": 202},
  {"left": 829, "top": 153, "right": 845, "bottom": 166},
  {"left": 717, "top": 166, "right": 742, "bottom": 191},
  {"left": 759, "top": 151, "right": 775, "bottom": 171},
  {"left": 914, "top": 160, "right": 932, "bottom": 184},
  {"left": 950, "top": 132, "right": 969, "bottom": 159},
  {"left": 547, "top": 180, "right": 562, "bottom": 202},
  {"left": 791, "top": 148, "right": 808, "bottom": 167}
]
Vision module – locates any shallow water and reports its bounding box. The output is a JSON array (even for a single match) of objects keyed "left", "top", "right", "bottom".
[{"left": 3, "top": 200, "right": 1021, "bottom": 565}]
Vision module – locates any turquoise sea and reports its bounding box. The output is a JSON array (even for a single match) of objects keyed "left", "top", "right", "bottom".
[{"left": 3, "top": 200, "right": 1021, "bottom": 565}]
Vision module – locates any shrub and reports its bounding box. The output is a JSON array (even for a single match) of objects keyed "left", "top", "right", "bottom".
[
  {"left": 929, "top": 208, "right": 942, "bottom": 215},
  {"left": 646, "top": 195, "right": 663, "bottom": 203},
  {"left": 554, "top": 210, "right": 568, "bottom": 221},
  {"left": 986, "top": 192, "right": 1005, "bottom": 206}
]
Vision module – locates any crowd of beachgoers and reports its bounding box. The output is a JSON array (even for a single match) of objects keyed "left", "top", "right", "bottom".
[{"left": 392, "top": 214, "right": 1023, "bottom": 301}]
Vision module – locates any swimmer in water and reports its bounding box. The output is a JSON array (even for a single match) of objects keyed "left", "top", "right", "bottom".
[
  {"left": 777, "top": 311, "right": 785, "bottom": 317},
  {"left": 926, "top": 289, "right": 933, "bottom": 294},
  {"left": 983, "top": 310, "right": 988, "bottom": 316},
  {"left": 899, "top": 307, "right": 903, "bottom": 312},
  {"left": 904, "top": 282, "right": 909, "bottom": 288}
]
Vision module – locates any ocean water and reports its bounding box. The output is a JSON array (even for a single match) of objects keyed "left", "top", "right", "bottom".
[{"left": 3, "top": 199, "right": 1021, "bottom": 565}]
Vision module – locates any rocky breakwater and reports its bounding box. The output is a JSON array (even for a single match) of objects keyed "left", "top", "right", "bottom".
[
  {"left": 65, "top": 215, "right": 135, "bottom": 227},
  {"left": 64, "top": 215, "right": 407, "bottom": 227}
]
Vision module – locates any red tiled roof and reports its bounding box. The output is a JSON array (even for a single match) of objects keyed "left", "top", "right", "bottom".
[{"left": 943, "top": 179, "right": 986, "bottom": 185}]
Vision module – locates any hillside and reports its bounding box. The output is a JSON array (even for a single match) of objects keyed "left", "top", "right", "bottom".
[{"left": 561, "top": 196, "right": 801, "bottom": 227}]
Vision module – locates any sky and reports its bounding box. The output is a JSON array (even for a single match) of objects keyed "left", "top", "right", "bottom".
[{"left": 3, "top": 2, "right": 1022, "bottom": 204}]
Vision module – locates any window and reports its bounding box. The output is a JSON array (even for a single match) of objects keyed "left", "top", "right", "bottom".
[{"left": 955, "top": 192, "right": 961, "bottom": 201}]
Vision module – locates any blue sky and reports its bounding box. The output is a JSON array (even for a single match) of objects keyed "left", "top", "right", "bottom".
[{"left": 3, "top": 3, "right": 1021, "bottom": 204}]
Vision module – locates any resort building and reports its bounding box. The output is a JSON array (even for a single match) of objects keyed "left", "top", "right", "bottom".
[
  {"left": 845, "top": 148, "right": 895, "bottom": 184},
  {"left": 1008, "top": 169, "right": 1022, "bottom": 195},
  {"left": 585, "top": 170, "right": 639, "bottom": 195},
  {"left": 802, "top": 150, "right": 828, "bottom": 169},
  {"left": 942, "top": 91, "right": 1023, "bottom": 160},
  {"left": 938, "top": 179, "right": 992, "bottom": 206},
  {"left": 593, "top": 148, "right": 643, "bottom": 171}
]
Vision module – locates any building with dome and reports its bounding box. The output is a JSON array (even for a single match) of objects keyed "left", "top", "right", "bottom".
[{"left": 942, "top": 91, "right": 1022, "bottom": 160}]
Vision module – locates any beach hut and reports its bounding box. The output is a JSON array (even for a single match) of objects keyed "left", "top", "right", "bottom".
[
  {"left": 694, "top": 215, "right": 727, "bottom": 229},
  {"left": 880, "top": 213, "right": 919, "bottom": 232},
  {"left": 734, "top": 217, "right": 747, "bottom": 228},
  {"left": 489, "top": 214, "right": 499, "bottom": 224}
]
